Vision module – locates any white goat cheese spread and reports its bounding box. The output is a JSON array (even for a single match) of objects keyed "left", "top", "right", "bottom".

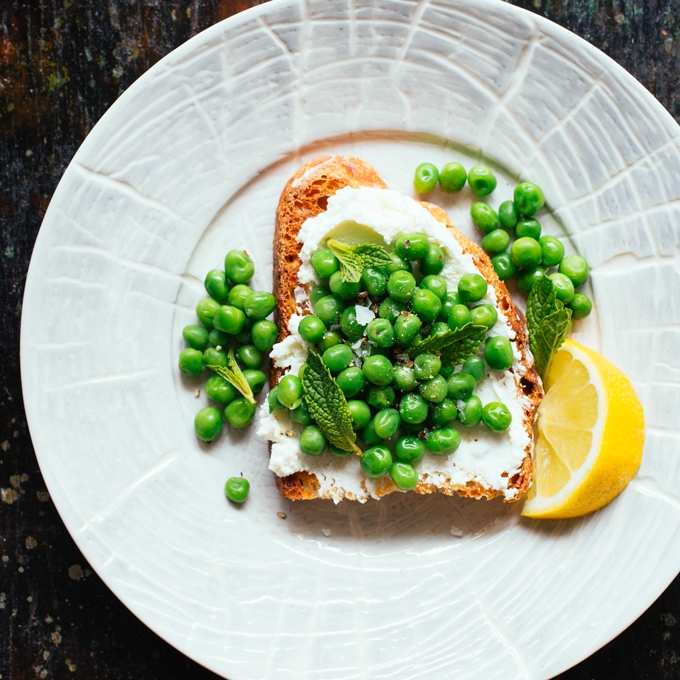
[{"left": 257, "top": 186, "right": 532, "bottom": 502}]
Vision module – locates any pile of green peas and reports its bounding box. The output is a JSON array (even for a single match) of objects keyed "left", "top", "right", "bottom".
[
  {"left": 178, "top": 249, "right": 279, "bottom": 443},
  {"left": 413, "top": 162, "right": 593, "bottom": 320},
  {"left": 268, "top": 233, "right": 514, "bottom": 491}
]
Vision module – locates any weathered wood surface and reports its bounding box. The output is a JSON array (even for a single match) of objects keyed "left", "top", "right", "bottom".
[{"left": 0, "top": 1, "right": 678, "bottom": 677}]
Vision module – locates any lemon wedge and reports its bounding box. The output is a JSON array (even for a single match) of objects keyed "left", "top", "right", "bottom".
[{"left": 521, "top": 339, "right": 645, "bottom": 519}]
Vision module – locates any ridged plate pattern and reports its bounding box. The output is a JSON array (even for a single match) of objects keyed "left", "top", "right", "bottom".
[{"left": 20, "top": 1, "right": 680, "bottom": 678}]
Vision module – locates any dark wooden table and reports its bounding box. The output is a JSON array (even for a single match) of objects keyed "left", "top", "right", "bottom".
[{"left": 1, "top": 1, "right": 678, "bottom": 677}]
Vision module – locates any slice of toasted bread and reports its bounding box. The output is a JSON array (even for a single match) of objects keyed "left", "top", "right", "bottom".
[{"left": 268, "top": 156, "right": 542, "bottom": 502}]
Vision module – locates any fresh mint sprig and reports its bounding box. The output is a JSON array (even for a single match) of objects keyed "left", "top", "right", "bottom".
[
  {"left": 327, "top": 239, "right": 392, "bottom": 282},
  {"left": 301, "top": 349, "right": 361, "bottom": 454},
  {"left": 526, "top": 275, "right": 572, "bottom": 382},
  {"left": 207, "top": 348, "right": 255, "bottom": 404},
  {"left": 410, "top": 323, "right": 488, "bottom": 367}
]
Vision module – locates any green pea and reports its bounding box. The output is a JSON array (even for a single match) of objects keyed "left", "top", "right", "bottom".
[
  {"left": 329, "top": 271, "right": 361, "bottom": 301},
  {"left": 338, "top": 306, "right": 362, "bottom": 342},
  {"left": 244, "top": 290, "right": 276, "bottom": 320},
  {"left": 385, "top": 252, "right": 412, "bottom": 275},
  {"left": 484, "top": 336, "right": 514, "bottom": 371},
  {"left": 458, "top": 273, "right": 488, "bottom": 304},
  {"left": 367, "top": 385, "right": 396, "bottom": 409},
  {"left": 394, "top": 313, "right": 422, "bottom": 345},
  {"left": 439, "top": 292, "right": 463, "bottom": 321},
  {"left": 183, "top": 325, "right": 209, "bottom": 351},
  {"left": 379, "top": 298, "right": 407, "bottom": 324},
  {"left": 224, "top": 477, "right": 250, "bottom": 503},
  {"left": 214, "top": 305, "right": 246, "bottom": 335},
  {"left": 237, "top": 344, "right": 263, "bottom": 369},
  {"left": 462, "top": 356, "right": 485, "bottom": 382},
  {"left": 399, "top": 393, "right": 429, "bottom": 424},
  {"left": 373, "top": 408, "right": 401, "bottom": 439},
  {"left": 568, "top": 292, "right": 593, "bottom": 320},
  {"left": 419, "top": 375, "right": 448, "bottom": 403},
  {"left": 196, "top": 298, "right": 220, "bottom": 329},
  {"left": 426, "top": 426, "right": 461, "bottom": 455},
  {"left": 204, "top": 269, "right": 229, "bottom": 303},
  {"left": 227, "top": 284, "right": 252, "bottom": 311},
  {"left": 290, "top": 401, "right": 313, "bottom": 426},
  {"left": 224, "top": 250, "right": 254, "bottom": 284},
  {"left": 224, "top": 397, "right": 256, "bottom": 428},
  {"left": 468, "top": 165, "right": 497, "bottom": 196},
  {"left": 498, "top": 200, "right": 519, "bottom": 229},
  {"left": 539, "top": 236, "right": 565, "bottom": 268},
  {"left": 206, "top": 374, "right": 238, "bottom": 405},
  {"left": 439, "top": 366, "right": 454, "bottom": 379},
  {"left": 361, "top": 266, "right": 388, "bottom": 296},
  {"left": 267, "top": 386, "right": 284, "bottom": 412},
  {"left": 360, "top": 419, "right": 385, "bottom": 447},
  {"left": 412, "top": 288, "right": 442, "bottom": 323},
  {"left": 491, "top": 253, "right": 518, "bottom": 281},
  {"left": 179, "top": 348, "right": 204, "bottom": 377},
  {"left": 208, "top": 328, "right": 231, "bottom": 349},
  {"left": 481, "top": 402, "right": 512, "bottom": 432},
  {"left": 559, "top": 255, "right": 589, "bottom": 288},
  {"left": 469, "top": 303, "right": 498, "bottom": 330},
  {"left": 297, "top": 315, "right": 326, "bottom": 344},
  {"left": 337, "top": 366, "right": 366, "bottom": 398},
  {"left": 420, "top": 243, "right": 445, "bottom": 276},
  {"left": 446, "top": 372, "right": 476, "bottom": 400},
  {"left": 300, "top": 426, "right": 327, "bottom": 455},
  {"left": 447, "top": 303, "right": 472, "bottom": 332},
  {"left": 311, "top": 248, "right": 340, "bottom": 279},
  {"left": 481, "top": 229, "right": 510, "bottom": 255},
  {"left": 514, "top": 182, "right": 545, "bottom": 216},
  {"left": 243, "top": 369, "right": 266, "bottom": 396},
  {"left": 517, "top": 266, "right": 546, "bottom": 294},
  {"left": 457, "top": 395, "right": 483, "bottom": 427},
  {"left": 413, "top": 163, "right": 439, "bottom": 194},
  {"left": 390, "top": 461, "right": 419, "bottom": 490},
  {"left": 429, "top": 321, "right": 450, "bottom": 338},
  {"left": 322, "top": 344, "right": 353, "bottom": 372},
  {"left": 361, "top": 444, "right": 394, "bottom": 478},
  {"left": 194, "top": 407, "right": 223, "bottom": 442},
  {"left": 345, "top": 400, "right": 370, "bottom": 431},
  {"left": 365, "top": 318, "right": 394, "bottom": 348},
  {"left": 203, "top": 347, "right": 228, "bottom": 368},
  {"left": 387, "top": 271, "right": 417, "bottom": 302},
  {"left": 414, "top": 352, "right": 441, "bottom": 380},
  {"left": 511, "top": 237, "right": 542, "bottom": 269},
  {"left": 277, "top": 374, "right": 303, "bottom": 409},
  {"left": 314, "top": 295, "right": 345, "bottom": 325},
  {"left": 549, "top": 273, "right": 575, "bottom": 304},
  {"left": 516, "top": 218, "right": 541, "bottom": 241},
  {"left": 309, "top": 285, "right": 331, "bottom": 307},
  {"left": 429, "top": 398, "right": 458, "bottom": 428},
  {"left": 362, "top": 355, "right": 394, "bottom": 386},
  {"left": 252, "top": 320, "right": 278, "bottom": 352},
  {"left": 329, "top": 443, "right": 353, "bottom": 457},
  {"left": 438, "top": 162, "right": 467, "bottom": 193},
  {"left": 420, "top": 275, "right": 448, "bottom": 300},
  {"left": 396, "top": 233, "right": 430, "bottom": 261},
  {"left": 319, "top": 330, "right": 342, "bottom": 351},
  {"left": 394, "top": 436, "right": 426, "bottom": 463},
  {"left": 393, "top": 365, "right": 417, "bottom": 392},
  {"left": 470, "top": 202, "right": 500, "bottom": 233}
]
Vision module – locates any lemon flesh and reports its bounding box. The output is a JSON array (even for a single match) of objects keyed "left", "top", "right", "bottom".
[{"left": 522, "top": 339, "right": 645, "bottom": 519}]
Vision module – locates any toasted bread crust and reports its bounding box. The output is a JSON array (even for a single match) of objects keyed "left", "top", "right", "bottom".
[{"left": 271, "top": 156, "right": 542, "bottom": 502}]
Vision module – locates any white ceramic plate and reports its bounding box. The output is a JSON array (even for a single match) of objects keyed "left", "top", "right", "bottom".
[{"left": 21, "top": 1, "right": 680, "bottom": 678}]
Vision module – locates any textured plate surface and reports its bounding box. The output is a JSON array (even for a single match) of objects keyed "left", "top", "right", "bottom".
[{"left": 20, "top": 1, "right": 680, "bottom": 678}]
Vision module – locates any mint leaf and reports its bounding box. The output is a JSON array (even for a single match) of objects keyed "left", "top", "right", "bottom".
[
  {"left": 526, "top": 276, "right": 572, "bottom": 381},
  {"left": 410, "top": 323, "right": 488, "bottom": 367},
  {"left": 327, "top": 239, "right": 391, "bottom": 282},
  {"left": 207, "top": 348, "right": 255, "bottom": 404},
  {"left": 301, "top": 349, "right": 361, "bottom": 454}
]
